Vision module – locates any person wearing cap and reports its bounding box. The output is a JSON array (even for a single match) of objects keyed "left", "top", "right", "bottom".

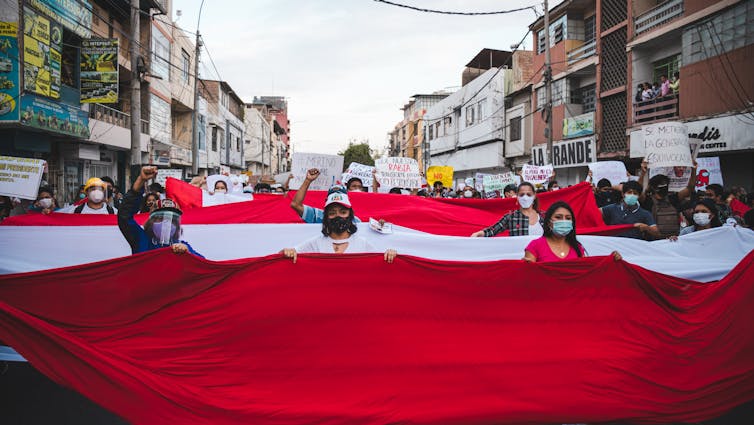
[
  {"left": 281, "top": 191, "right": 396, "bottom": 263},
  {"left": 290, "top": 168, "right": 362, "bottom": 224},
  {"left": 69, "top": 177, "right": 116, "bottom": 214},
  {"left": 118, "top": 166, "right": 202, "bottom": 257}
]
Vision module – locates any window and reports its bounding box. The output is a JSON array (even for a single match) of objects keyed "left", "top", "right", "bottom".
[
  {"left": 584, "top": 15, "right": 596, "bottom": 43},
  {"left": 236, "top": 136, "right": 240, "bottom": 152},
  {"left": 149, "top": 94, "right": 170, "bottom": 144},
  {"left": 652, "top": 54, "right": 681, "bottom": 85},
  {"left": 435, "top": 121, "right": 441, "bottom": 137},
  {"left": 509, "top": 116, "right": 522, "bottom": 141},
  {"left": 151, "top": 25, "right": 170, "bottom": 80},
  {"left": 444, "top": 116, "right": 452, "bottom": 133},
  {"left": 181, "top": 49, "right": 190, "bottom": 83},
  {"left": 553, "top": 22, "right": 564, "bottom": 44},
  {"left": 537, "top": 15, "right": 569, "bottom": 53},
  {"left": 428, "top": 124, "right": 434, "bottom": 140},
  {"left": 537, "top": 30, "right": 546, "bottom": 54},
  {"left": 465, "top": 106, "right": 475, "bottom": 126},
  {"left": 198, "top": 115, "right": 206, "bottom": 151},
  {"left": 580, "top": 84, "right": 596, "bottom": 113},
  {"left": 221, "top": 91, "right": 228, "bottom": 108},
  {"left": 477, "top": 99, "right": 486, "bottom": 123},
  {"left": 683, "top": 2, "right": 754, "bottom": 65},
  {"left": 211, "top": 126, "right": 218, "bottom": 151}
]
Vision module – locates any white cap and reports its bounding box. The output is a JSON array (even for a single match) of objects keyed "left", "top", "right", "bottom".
[{"left": 325, "top": 191, "right": 351, "bottom": 208}]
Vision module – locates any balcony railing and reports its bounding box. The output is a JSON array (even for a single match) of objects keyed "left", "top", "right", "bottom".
[
  {"left": 89, "top": 103, "right": 150, "bottom": 135},
  {"left": 566, "top": 40, "right": 597, "bottom": 65},
  {"left": 633, "top": 95, "right": 678, "bottom": 125},
  {"left": 635, "top": 0, "right": 684, "bottom": 36}
]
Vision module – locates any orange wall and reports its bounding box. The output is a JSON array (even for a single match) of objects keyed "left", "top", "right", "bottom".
[
  {"left": 680, "top": 43, "right": 754, "bottom": 119},
  {"left": 532, "top": 104, "right": 566, "bottom": 147}
]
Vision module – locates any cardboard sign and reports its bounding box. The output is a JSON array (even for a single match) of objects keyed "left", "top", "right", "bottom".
[
  {"left": 289, "top": 153, "right": 345, "bottom": 191},
  {"left": 522, "top": 164, "right": 553, "bottom": 186},
  {"left": 588, "top": 161, "right": 628, "bottom": 186},
  {"left": 342, "top": 162, "right": 375, "bottom": 189},
  {"left": 274, "top": 172, "right": 290, "bottom": 185},
  {"left": 375, "top": 157, "right": 421, "bottom": 192},
  {"left": 649, "top": 166, "right": 693, "bottom": 192},
  {"left": 155, "top": 169, "right": 183, "bottom": 187},
  {"left": 0, "top": 156, "right": 45, "bottom": 199},
  {"left": 474, "top": 173, "right": 486, "bottom": 192},
  {"left": 642, "top": 122, "right": 692, "bottom": 168},
  {"left": 427, "top": 165, "right": 454, "bottom": 188},
  {"left": 695, "top": 157, "right": 724, "bottom": 192},
  {"left": 482, "top": 172, "right": 516, "bottom": 192}
]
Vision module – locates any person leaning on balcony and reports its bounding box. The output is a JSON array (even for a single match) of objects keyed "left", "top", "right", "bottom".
[
  {"left": 669, "top": 71, "right": 680, "bottom": 94},
  {"left": 641, "top": 82, "right": 654, "bottom": 102},
  {"left": 660, "top": 75, "right": 671, "bottom": 97}
]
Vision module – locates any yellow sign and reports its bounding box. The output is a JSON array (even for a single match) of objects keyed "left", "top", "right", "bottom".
[
  {"left": 22, "top": 6, "right": 60, "bottom": 99},
  {"left": 80, "top": 39, "right": 119, "bottom": 103},
  {"left": 427, "top": 165, "right": 454, "bottom": 188}
]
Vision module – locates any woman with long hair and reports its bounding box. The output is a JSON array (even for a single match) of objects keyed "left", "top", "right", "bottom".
[
  {"left": 677, "top": 198, "right": 722, "bottom": 237},
  {"left": 471, "top": 182, "right": 543, "bottom": 237}
]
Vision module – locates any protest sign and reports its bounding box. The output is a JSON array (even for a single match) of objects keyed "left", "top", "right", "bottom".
[
  {"left": 155, "top": 169, "right": 183, "bottom": 186},
  {"left": 522, "top": 164, "right": 553, "bottom": 186},
  {"left": 375, "top": 157, "right": 421, "bottom": 192},
  {"left": 289, "top": 153, "right": 344, "bottom": 191},
  {"left": 695, "top": 157, "right": 723, "bottom": 191},
  {"left": 427, "top": 166, "right": 454, "bottom": 188},
  {"left": 474, "top": 173, "right": 486, "bottom": 192},
  {"left": 483, "top": 172, "right": 516, "bottom": 193},
  {"left": 0, "top": 156, "right": 45, "bottom": 199},
  {"left": 342, "top": 162, "right": 375, "bottom": 189},
  {"left": 274, "top": 172, "right": 290, "bottom": 185},
  {"left": 643, "top": 122, "right": 692, "bottom": 168},
  {"left": 649, "top": 166, "right": 693, "bottom": 192},
  {"left": 588, "top": 161, "right": 628, "bottom": 186}
]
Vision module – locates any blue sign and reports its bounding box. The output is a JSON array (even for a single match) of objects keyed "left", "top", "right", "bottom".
[
  {"left": 0, "top": 21, "right": 20, "bottom": 122},
  {"left": 19, "top": 94, "right": 90, "bottom": 138}
]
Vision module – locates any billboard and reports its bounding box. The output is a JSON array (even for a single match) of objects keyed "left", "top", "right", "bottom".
[
  {"left": 80, "top": 38, "right": 118, "bottom": 103},
  {"left": 19, "top": 94, "right": 90, "bottom": 138},
  {"left": 28, "top": 0, "right": 92, "bottom": 39},
  {"left": 22, "top": 5, "right": 61, "bottom": 99},
  {"left": 0, "top": 21, "right": 20, "bottom": 122}
]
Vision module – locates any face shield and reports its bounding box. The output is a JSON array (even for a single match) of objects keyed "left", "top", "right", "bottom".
[{"left": 148, "top": 210, "right": 182, "bottom": 246}]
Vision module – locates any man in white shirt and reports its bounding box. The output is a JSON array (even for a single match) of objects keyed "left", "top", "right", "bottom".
[{"left": 63, "top": 177, "right": 116, "bottom": 214}]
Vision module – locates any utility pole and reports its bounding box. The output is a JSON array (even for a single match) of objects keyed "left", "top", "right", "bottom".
[
  {"left": 543, "top": 0, "right": 554, "bottom": 166},
  {"left": 190, "top": 31, "right": 202, "bottom": 175},
  {"left": 129, "top": 0, "right": 141, "bottom": 177}
]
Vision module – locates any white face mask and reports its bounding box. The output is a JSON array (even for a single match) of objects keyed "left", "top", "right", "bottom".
[
  {"left": 88, "top": 189, "right": 104, "bottom": 203},
  {"left": 518, "top": 194, "right": 535, "bottom": 208},
  {"left": 215, "top": 189, "right": 227, "bottom": 194},
  {"left": 39, "top": 198, "right": 53, "bottom": 209},
  {"left": 693, "top": 212, "right": 711, "bottom": 226},
  {"left": 463, "top": 190, "right": 473, "bottom": 198}
]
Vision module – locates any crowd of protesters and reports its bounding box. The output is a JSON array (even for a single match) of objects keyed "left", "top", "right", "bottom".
[{"left": 1, "top": 157, "right": 753, "bottom": 264}]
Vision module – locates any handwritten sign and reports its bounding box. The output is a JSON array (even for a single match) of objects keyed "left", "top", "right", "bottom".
[
  {"left": 289, "top": 153, "right": 345, "bottom": 191},
  {"left": 0, "top": 156, "right": 45, "bottom": 199},
  {"left": 588, "top": 161, "right": 627, "bottom": 186},
  {"left": 375, "top": 157, "right": 421, "bottom": 192},
  {"left": 522, "top": 164, "right": 553, "bottom": 186},
  {"left": 649, "top": 166, "right": 692, "bottom": 192},
  {"left": 482, "top": 172, "right": 516, "bottom": 192},
  {"left": 155, "top": 169, "right": 184, "bottom": 187},
  {"left": 342, "top": 162, "right": 375, "bottom": 189},
  {"left": 643, "top": 122, "right": 692, "bottom": 168},
  {"left": 695, "top": 157, "right": 724, "bottom": 191},
  {"left": 427, "top": 165, "right": 454, "bottom": 188}
]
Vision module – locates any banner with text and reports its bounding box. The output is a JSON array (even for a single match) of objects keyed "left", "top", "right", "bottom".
[
  {"left": 19, "top": 94, "right": 90, "bottom": 138},
  {"left": 375, "top": 157, "right": 421, "bottom": 192},
  {"left": 531, "top": 137, "right": 596, "bottom": 169},
  {"left": 427, "top": 165, "right": 453, "bottom": 188},
  {"left": 81, "top": 38, "right": 118, "bottom": 103},
  {"left": 23, "top": 5, "right": 61, "bottom": 99},
  {"left": 342, "top": 162, "right": 374, "bottom": 189},
  {"left": 695, "top": 157, "right": 724, "bottom": 192},
  {"left": 0, "top": 156, "right": 45, "bottom": 199},
  {"left": 522, "top": 164, "right": 554, "bottom": 186},
  {"left": 483, "top": 172, "right": 516, "bottom": 193},
  {"left": 649, "top": 166, "right": 693, "bottom": 192},
  {"left": 289, "top": 153, "right": 344, "bottom": 191},
  {"left": 155, "top": 169, "right": 184, "bottom": 187},
  {"left": 0, "top": 21, "right": 20, "bottom": 122},
  {"left": 28, "top": 0, "right": 92, "bottom": 39},
  {"left": 642, "top": 122, "right": 693, "bottom": 168},
  {"left": 588, "top": 161, "right": 628, "bottom": 186}
]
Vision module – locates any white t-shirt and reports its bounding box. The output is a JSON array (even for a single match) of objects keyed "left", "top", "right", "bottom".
[
  {"left": 296, "top": 234, "right": 376, "bottom": 254},
  {"left": 57, "top": 203, "right": 116, "bottom": 214},
  {"left": 528, "top": 220, "right": 544, "bottom": 236}
]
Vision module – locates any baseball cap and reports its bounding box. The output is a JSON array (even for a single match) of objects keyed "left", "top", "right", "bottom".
[
  {"left": 152, "top": 198, "right": 182, "bottom": 215},
  {"left": 325, "top": 191, "right": 351, "bottom": 208},
  {"left": 327, "top": 185, "right": 347, "bottom": 196}
]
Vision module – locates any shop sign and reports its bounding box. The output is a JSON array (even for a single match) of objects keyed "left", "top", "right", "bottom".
[
  {"left": 28, "top": 0, "right": 92, "bottom": 39},
  {"left": 562, "top": 112, "right": 594, "bottom": 139},
  {"left": 23, "top": 5, "right": 62, "bottom": 99},
  {"left": 531, "top": 137, "right": 596, "bottom": 169},
  {"left": 0, "top": 21, "right": 20, "bottom": 122},
  {"left": 19, "top": 94, "right": 90, "bottom": 138},
  {"left": 80, "top": 38, "right": 118, "bottom": 103},
  {"left": 630, "top": 115, "right": 754, "bottom": 157}
]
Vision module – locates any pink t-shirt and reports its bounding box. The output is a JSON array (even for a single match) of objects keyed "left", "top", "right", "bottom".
[{"left": 525, "top": 236, "right": 585, "bottom": 262}]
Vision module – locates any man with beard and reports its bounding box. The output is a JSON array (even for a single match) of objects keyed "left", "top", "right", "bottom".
[{"left": 281, "top": 190, "right": 396, "bottom": 263}]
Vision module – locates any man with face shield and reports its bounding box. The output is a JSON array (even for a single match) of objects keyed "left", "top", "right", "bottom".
[
  {"left": 73, "top": 178, "right": 116, "bottom": 214},
  {"left": 118, "top": 166, "right": 202, "bottom": 257}
]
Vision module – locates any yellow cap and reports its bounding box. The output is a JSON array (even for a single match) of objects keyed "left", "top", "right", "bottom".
[{"left": 84, "top": 177, "right": 106, "bottom": 192}]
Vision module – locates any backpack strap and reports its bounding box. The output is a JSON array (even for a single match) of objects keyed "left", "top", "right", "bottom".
[
  {"left": 74, "top": 204, "right": 85, "bottom": 214},
  {"left": 107, "top": 205, "right": 114, "bottom": 214}
]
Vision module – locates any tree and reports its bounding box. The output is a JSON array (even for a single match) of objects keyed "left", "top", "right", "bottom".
[{"left": 339, "top": 141, "right": 375, "bottom": 171}]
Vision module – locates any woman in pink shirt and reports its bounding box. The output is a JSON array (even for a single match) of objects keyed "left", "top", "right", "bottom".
[{"left": 524, "top": 201, "right": 622, "bottom": 262}]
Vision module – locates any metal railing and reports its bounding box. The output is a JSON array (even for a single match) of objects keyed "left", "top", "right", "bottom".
[
  {"left": 633, "top": 94, "right": 679, "bottom": 124},
  {"left": 635, "top": 0, "right": 684, "bottom": 36},
  {"left": 567, "top": 39, "right": 597, "bottom": 65},
  {"left": 89, "top": 103, "right": 150, "bottom": 135}
]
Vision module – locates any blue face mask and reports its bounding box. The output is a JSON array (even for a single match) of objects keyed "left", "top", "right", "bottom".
[
  {"left": 624, "top": 194, "right": 639, "bottom": 206},
  {"left": 552, "top": 220, "right": 573, "bottom": 236}
]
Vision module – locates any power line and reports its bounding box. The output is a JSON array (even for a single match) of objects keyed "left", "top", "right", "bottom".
[
  {"left": 202, "top": 40, "right": 224, "bottom": 83},
  {"left": 372, "top": 0, "right": 537, "bottom": 16}
]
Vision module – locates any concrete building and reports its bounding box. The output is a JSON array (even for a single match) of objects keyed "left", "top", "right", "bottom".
[
  {"left": 424, "top": 49, "right": 514, "bottom": 181},
  {"left": 255, "top": 96, "right": 291, "bottom": 173},
  {"left": 199, "top": 80, "right": 245, "bottom": 173},
  {"left": 504, "top": 49, "right": 537, "bottom": 169},
  {"left": 243, "top": 103, "right": 272, "bottom": 177},
  {"left": 388, "top": 93, "right": 449, "bottom": 170}
]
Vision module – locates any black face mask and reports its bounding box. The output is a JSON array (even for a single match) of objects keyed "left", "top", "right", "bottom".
[
  {"left": 656, "top": 186, "right": 669, "bottom": 197},
  {"left": 330, "top": 216, "right": 351, "bottom": 234}
]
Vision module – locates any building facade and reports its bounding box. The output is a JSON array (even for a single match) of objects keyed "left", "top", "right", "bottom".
[
  {"left": 388, "top": 93, "right": 449, "bottom": 170},
  {"left": 199, "top": 79, "right": 245, "bottom": 173}
]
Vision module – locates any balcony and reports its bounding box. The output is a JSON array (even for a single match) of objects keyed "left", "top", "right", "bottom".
[
  {"left": 634, "top": 0, "right": 684, "bottom": 36},
  {"left": 566, "top": 40, "right": 596, "bottom": 65},
  {"left": 89, "top": 103, "right": 150, "bottom": 135},
  {"left": 633, "top": 95, "right": 678, "bottom": 125}
]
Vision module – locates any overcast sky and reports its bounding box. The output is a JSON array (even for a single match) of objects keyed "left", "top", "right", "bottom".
[{"left": 172, "top": 0, "right": 543, "bottom": 155}]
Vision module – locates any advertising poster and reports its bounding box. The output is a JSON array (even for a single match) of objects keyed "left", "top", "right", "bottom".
[
  {"left": 19, "top": 94, "right": 90, "bottom": 138},
  {"left": 562, "top": 112, "right": 594, "bottom": 139},
  {"left": 28, "top": 0, "right": 93, "bottom": 39},
  {"left": 0, "top": 21, "right": 19, "bottom": 121},
  {"left": 81, "top": 38, "right": 118, "bottom": 103},
  {"left": 22, "top": 5, "right": 61, "bottom": 99}
]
